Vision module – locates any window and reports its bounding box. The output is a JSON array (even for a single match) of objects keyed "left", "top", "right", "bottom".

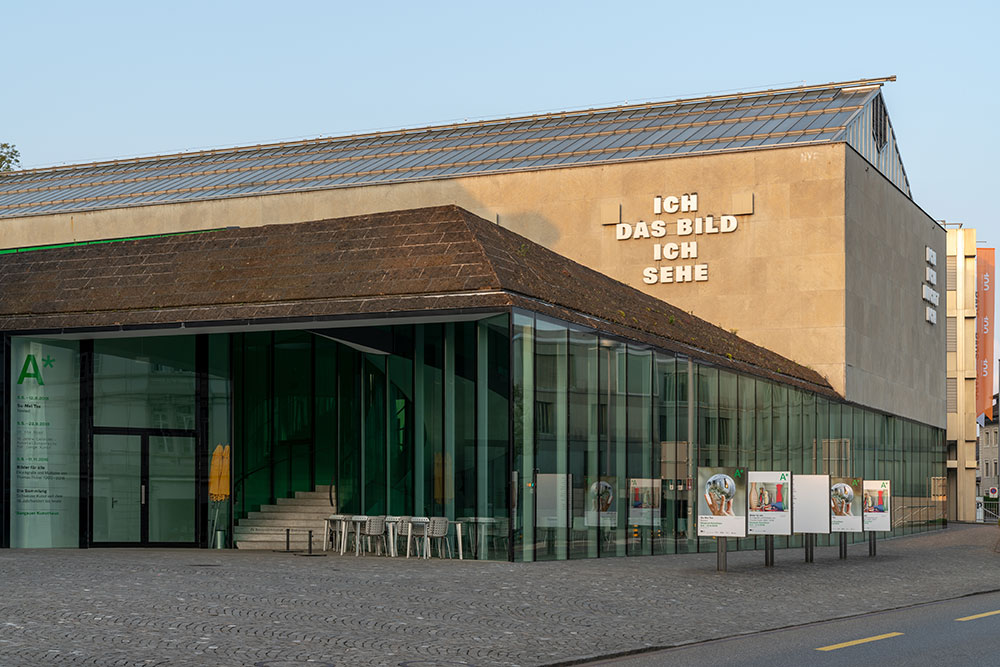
[{"left": 871, "top": 94, "right": 888, "bottom": 151}]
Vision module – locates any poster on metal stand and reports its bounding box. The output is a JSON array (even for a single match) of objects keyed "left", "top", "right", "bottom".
[
  {"left": 862, "top": 480, "right": 891, "bottom": 532},
  {"left": 697, "top": 467, "right": 747, "bottom": 538},
  {"left": 831, "top": 477, "right": 863, "bottom": 532},
  {"left": 748, "top": 471, "right": 792, "bottom": 536},
  {"left": 791, "top": 474, "right": 830, "bottom": 534}
]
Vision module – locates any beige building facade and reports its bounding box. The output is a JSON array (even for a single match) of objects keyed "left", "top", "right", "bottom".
[
  {"left": 0, "top": 141, "right": 946, "bottom": 431},
  {"left": 0, "top": 78, "right": 945, "bottom": 427},
  {"left": 946, "top": 225, "right": 979, "bottom": 520}
]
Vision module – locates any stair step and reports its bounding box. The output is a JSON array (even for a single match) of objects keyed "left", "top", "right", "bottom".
[
  {"left": 258, "top": 505, "right": 333, "bottom": 515},
  {"left": 238, "top": 517, "right": 330, "bottom": 528},
  {"left": 236, "top": 540, "right": 331, "bottom": 551},
  {"left": 276, "top": 497, "right": 335, "bottom": 507},
  {"left": 234, "top": 528, "right": 325, "bottom": 539},
  {"left": 235, "top": 524, "right": 326, "bottom": 534}
]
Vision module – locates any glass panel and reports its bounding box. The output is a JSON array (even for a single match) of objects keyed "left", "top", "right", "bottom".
[
  {"left": 92, "top": 434, "right": 141, "bottom": 543},
  {"left": 453, "top": 322, "right": 478, "bottom": 527},
  {"left": 9, "top": 338, "right": 81, "bottom": 548},
  {"left": 570, "top": 330, "right": 599, "bottom": 559},
  {"left": 599, "top": 338, "right": 627, "bottom": 557},
  {"left": 315, "top": 336, "right": 338, "bottom": 507},
  {"left": 274, "top": 332, "right": 313, "bottom": 502},
  {"left": 736, "top": 374, "right": 756, "bottom": 551},
  {"left": 337, "top": 345, "right": 361, "bottom": 515},
  {"left": 480, "top": 315, "right": 511, "bottom": 560},
  {"left": 149, "top": 436, "right": 196, "bottom": 543},
  {"left": 418, "top": 324, "right": 444, "bottom": 518},
  {"left": 208, "top": 334, "right": 232, "bottom": 546},
  {"left": 534, "top": 319, "right": 568, "bottom": 561},
  {"left": 233, "top": 332, "right": 273, "bottom": 518},
  {"left": 363, "top": 354, "right": 386, "bottom": 515},
  {"left": 388, "top": 339, "right": 414, "bottom": 517},
  {"left": 512, "top": 312, "right": 534, "bottom": 562},
  {"left": 676, "top": 357, "right": 693, "bottom": 553},
  {"left": 626, "top": 345, "right": 653, "bottom": 556},
  {"left": 94, "top": 336, "right": 195, "bottom": 430}
]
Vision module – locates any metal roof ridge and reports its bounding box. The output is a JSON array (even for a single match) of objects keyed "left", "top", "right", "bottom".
[{"left": 5, "top": 76, "right": 897, "bottom": 177}]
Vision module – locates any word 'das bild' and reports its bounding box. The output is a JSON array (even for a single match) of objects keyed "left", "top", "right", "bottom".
[{"left": 616, "top": 215, "right": 738, "bottom": 240}]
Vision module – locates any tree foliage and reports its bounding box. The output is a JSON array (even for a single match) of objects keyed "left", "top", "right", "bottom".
[{"left": 0, "top": 143, "right": 21, "bottom": 171}]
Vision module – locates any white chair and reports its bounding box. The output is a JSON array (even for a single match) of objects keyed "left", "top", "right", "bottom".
[
  {"left": 407, "top": 517, "right": 430, "bottom": 558},
  {"left": 324, "top": 513, "right": 349, "bottom": 552},
  {"left": 427, "top": 516, "right": 452, "bottom": 558},
  {"left": 359, "top": 516, "right": 387, "bottom": 556}
]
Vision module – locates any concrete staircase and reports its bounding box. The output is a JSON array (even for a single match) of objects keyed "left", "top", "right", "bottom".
[{"left": 234, "top": 485, "right": 336, "bottom": 550}]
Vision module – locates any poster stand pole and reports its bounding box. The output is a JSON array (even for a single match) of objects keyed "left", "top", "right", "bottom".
[
  {"left": 764, "top": 535, "right": 774, "bottom": 567},
  {"left": 717, "top": 537, "right": 727, "bottom": 572},
  {"left": 839, "top": 533, "right": 847, "bottom": 559},
  {"left": 804, "top": 533, "right": 814, "bottom": 562},
  {"left": 868, "top": 531, "right": 876, "bottom": 557}
]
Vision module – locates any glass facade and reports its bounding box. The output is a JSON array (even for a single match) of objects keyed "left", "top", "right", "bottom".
[
  {"left": 510, "top": 309, "right": 947, "bottom": 561},
  {"left": 3, "top": 309, "right": 946, "bottom": 558}
]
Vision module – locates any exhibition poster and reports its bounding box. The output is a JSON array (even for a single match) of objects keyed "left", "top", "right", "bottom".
[
  {"left": 862, "top": 480, "right": 892, "bottom": 532},
  {"left": 696, "top": 466, "right": 747, "bottom": 538},
  {"left": 585, "top": 477, "right": 618, "bottom": 528},
  {"left": 831, "top": 476, "right": 864, "bottom": 533},
  {"left": 791, "top": 474, "right": 831, "bottom": 534},
  {"left": 748, "top": 471, "right": 792, "bottom": 535},
  {"left": 627, "top": 478, "right": 661, "bottom": 524},
  {"left": 10, "top": 339, "right": 80, "bottom": 547},
  {"left": 535, "top": 473, "right": 570, "bottom": 528}
]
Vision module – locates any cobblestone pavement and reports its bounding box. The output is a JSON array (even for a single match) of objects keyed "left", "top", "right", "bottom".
[{"left": 0, "top": 525, "right": 996, "bottom": 666}]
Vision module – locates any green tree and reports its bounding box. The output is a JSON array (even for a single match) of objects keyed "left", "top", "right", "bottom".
[{"left": 0, "top": 143, "right": 20, "bottom": 171}]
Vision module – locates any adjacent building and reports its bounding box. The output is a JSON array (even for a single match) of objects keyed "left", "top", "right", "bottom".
[{"left": 944, "top": 224, "right": 979, "bottom": 521}]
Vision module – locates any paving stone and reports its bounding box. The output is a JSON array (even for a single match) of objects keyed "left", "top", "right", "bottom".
[{"left": 0, "top": 525, "right": 996, "bottom": 666}]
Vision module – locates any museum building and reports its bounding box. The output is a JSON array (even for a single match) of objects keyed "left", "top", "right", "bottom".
[{"left": 0, "top": 77, "right": 947, "bottom": 559}]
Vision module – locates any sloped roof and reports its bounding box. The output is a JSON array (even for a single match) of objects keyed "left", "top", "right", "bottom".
[
  {"left": 0, "top": 205, "right": 835, "bottom": 396},
  {"left": 0, "top": 77, "right": 907, "bottom": 220}
]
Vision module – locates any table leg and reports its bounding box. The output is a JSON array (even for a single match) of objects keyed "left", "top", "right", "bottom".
[
  {"left": 388, "top": 524, "right": 396, "bottom": 557},
  {"left": 340, "top": 520, "right": 348, "bottom": 555},
  {"left": 457, "top": 522, "right": 463, "bottom": 560},
  {"left": 355, "top": 523, "right": 362, "bottom": 556},
  {"left": 323, "top": 520, "right": 329, "bottom": 552},
  {"left": 406, "top": 523, "right": 413, "bottom": 558}
]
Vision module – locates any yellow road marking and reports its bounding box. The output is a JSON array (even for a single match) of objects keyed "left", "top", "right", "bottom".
[
  {"left": 956, "top": 610, "right": 1000, "bottom": 622},
  {"left": 815, "top": 632, "right": 904, "bottom": 651}
]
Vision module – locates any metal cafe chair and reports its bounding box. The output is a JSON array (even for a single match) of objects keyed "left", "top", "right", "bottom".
[
  {"left": 359, "top": 515, "right": 387, "bottom": 556},
  {"left": 323, "top": 513, "right": 349, "bottom": 552},
  {"left": 427, "top": 516, "right": 453, "bottom": 558},
  {"left": 406, "top": 517, "right": 431, "bottom": 558}
]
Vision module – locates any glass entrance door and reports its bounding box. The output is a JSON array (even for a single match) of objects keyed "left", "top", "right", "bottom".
[
  {"left": 93, "top": 434, "right": 142, "bottom": 543},
  {"left": 92, "top": 429, "right": 196, "bottom": 546}
]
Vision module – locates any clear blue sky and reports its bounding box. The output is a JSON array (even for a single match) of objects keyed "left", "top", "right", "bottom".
[{"left": 3, "top": 0, "right": 997, "bottom": 242}]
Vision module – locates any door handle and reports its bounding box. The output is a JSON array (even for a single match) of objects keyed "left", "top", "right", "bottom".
[{"left": 141, "top": 484, "right": 146, "bottom": 505}]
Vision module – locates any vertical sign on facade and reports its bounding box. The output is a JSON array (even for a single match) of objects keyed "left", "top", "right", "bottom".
[
  {"left": 10, "top": 338, "right": 80, "bottom": 547},
  {"left": 977, "top": 248, "right": 995, "bottom": 425}
]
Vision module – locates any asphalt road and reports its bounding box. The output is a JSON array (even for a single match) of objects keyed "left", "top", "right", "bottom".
[{"left": 587, "top": 589, "right": 1000, "bottom": 666}]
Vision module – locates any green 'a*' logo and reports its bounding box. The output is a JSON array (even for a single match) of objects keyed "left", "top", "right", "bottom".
[{"left": 17, "top": 354, "right": 45, "bottom": 385}]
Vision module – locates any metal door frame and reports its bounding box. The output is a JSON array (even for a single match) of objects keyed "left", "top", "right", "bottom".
[{"left": 90, "top": 426, "right": 197, "bottom": 547}]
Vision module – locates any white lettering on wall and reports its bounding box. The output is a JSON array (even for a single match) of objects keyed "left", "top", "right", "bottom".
[{"left": 611, "top": 191, "right": 750, "bottom": 287}]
